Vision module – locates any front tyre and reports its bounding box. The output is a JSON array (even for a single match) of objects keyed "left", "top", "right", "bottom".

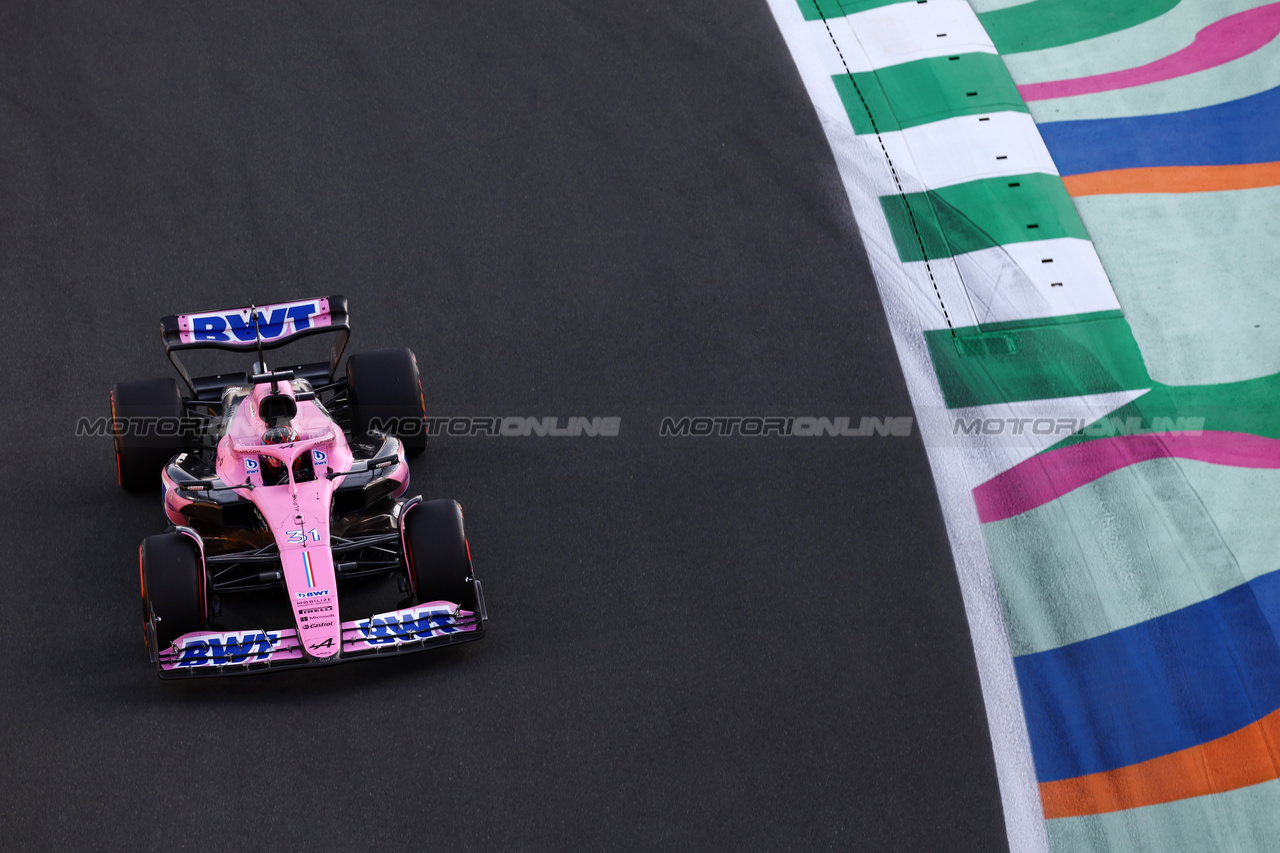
[
  {"left": 402, "top": 499, "right": 475, "bottom": 608},
  {"left": 111, "top": 378, "right": 188, "bottom": 491},
  {"left": 346, "top": 348, "right": 427, "bottom": 455},
  {"left": 140, "top": 533, "right": 207, "bottom": 655}
]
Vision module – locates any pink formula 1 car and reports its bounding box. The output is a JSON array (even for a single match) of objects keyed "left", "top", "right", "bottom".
[{"left": 111, "top": 295, "right": 486, "bottom": 678}]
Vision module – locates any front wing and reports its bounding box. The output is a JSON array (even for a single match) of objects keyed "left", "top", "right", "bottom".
[{"left": 154, "top": 593, "right": 486, "bottom": 678}]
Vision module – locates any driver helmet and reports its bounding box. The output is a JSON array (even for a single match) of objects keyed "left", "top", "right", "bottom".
[
  {"left": 262, "top": 425, "right": 298, "bottom": 445},
  {"left": 260, "top": 425, "right": 298, "bottom": 483}
]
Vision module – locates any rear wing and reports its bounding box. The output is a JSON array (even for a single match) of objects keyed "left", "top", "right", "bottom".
[{"left": 160, "top": 295, "right": 350, "bottom": 396}]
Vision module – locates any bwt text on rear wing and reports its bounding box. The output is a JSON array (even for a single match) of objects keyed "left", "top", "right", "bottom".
[{"left": 159, "top": 295, "right": 351, "bottom": 398}]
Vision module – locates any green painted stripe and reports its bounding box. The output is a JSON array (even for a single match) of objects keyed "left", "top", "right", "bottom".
[
  {"left": 1047, "top": 372, "right": 1280, "bottom": 449},
  {"left": 1045, "top": 775, "right": 1280, "bottom": 853},
  {"left": 797, "top": 0, "right": 910, "bottom": 22},
  {"left": 881, "top": 173, "right": 1089, "bottom": 263},
  {"left": 925, "top": 313, "right": 1151, "bottom": 409},
  {"left": 832, "top": 74, "right": 898, "bottom": 135},
  {"left": 833, "top": 53, "right": 1026, "bottom": 134},
  {"left": 978, "top": 0, "right": 1181, "bottom": 55},
  {"left": 986, "top": 458, "right": 1273, "bottom": 656}
]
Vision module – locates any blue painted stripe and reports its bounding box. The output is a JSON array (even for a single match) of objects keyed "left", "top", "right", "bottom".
[
  {"left": 1014, "top": 567, "right": 1280, "bottom": 782},
  {"left": 1039, "top": 83, "right": 1280, "bottom": 176}
]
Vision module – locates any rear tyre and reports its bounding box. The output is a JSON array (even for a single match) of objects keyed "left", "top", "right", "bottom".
[
  {"left": 111, "top": 378, "right": 187, "bottom": 491},
  {"left": 403, "top": 499, "right": 474, "bottom": 607},
  {"left": 140, "top": 533, "right": 206, "bottom": 651},
  {"left": 346, "top": 348, "right": 427, "bottom": 456}
]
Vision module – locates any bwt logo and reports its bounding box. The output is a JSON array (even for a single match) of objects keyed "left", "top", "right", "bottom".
[
  {"left": 174, "top": 631, "right": 283, "bottom": 667},
  {"left": 189, "top": 302, "right": 321, "bottom": 342},
  {"left": 356, "top": 607, "right": 459, "bottom": 645}
]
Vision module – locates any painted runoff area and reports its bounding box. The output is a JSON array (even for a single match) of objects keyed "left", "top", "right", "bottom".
[{"left": 766, "top": 0, "right": 1280, "bottom": 850}]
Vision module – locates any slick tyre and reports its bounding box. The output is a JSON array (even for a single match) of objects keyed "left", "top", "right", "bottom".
[
  {"left": 403, "top": 499, "right": 474, "bottom": 608},
  {"left": 346, "top": 348, "right": 427, "bottom": 455},
  {"left": 111, "top": 378, "right": 188, "bottom": 491},
  {"left": 140, "top": 533, "right": 207, "bottom": 653}
]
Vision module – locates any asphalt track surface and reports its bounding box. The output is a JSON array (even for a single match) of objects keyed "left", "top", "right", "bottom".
[{"left": 0, "top": 4, "right": 1008, "bottom": 850}]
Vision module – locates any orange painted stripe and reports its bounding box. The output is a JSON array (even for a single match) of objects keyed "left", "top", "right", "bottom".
[
  {"left": 1040, "top": 704, "right": 1280, "bottom": 819},
  {"left": 1062, "top": 161, "right": 1280, "bottom": 197}
]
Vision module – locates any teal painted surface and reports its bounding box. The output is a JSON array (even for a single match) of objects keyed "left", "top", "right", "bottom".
[
  {"left": 1181, "top": 460, "right": 1280, "bottom": 584},
  {"left": 1075, "top": 186, "right": 1280, "bottom": 387},
  {"left": 984, "top": 458, "right": 1280, "bottom": 655},
  {"left": 1005, "top": 0, "right": 1271, "bottom": 102},
  {"left": 1046, "top": 776, "right": 1280, "bottom": 852},
  {"left": 1025, "top": 35, "right": 1280, "bottom": 123}
]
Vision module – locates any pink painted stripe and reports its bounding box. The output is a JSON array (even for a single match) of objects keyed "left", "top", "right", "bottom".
[
  {"left": 974, "top": 431, "right": 1280, "bottom": 523},
  {"left": 1019, "top": 3, "right": 1280, "bottom": 102}
]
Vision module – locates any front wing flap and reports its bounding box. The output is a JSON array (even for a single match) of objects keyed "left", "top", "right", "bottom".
[{"left": 155, "top": 595, "right": 485, "bottom": 678}]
